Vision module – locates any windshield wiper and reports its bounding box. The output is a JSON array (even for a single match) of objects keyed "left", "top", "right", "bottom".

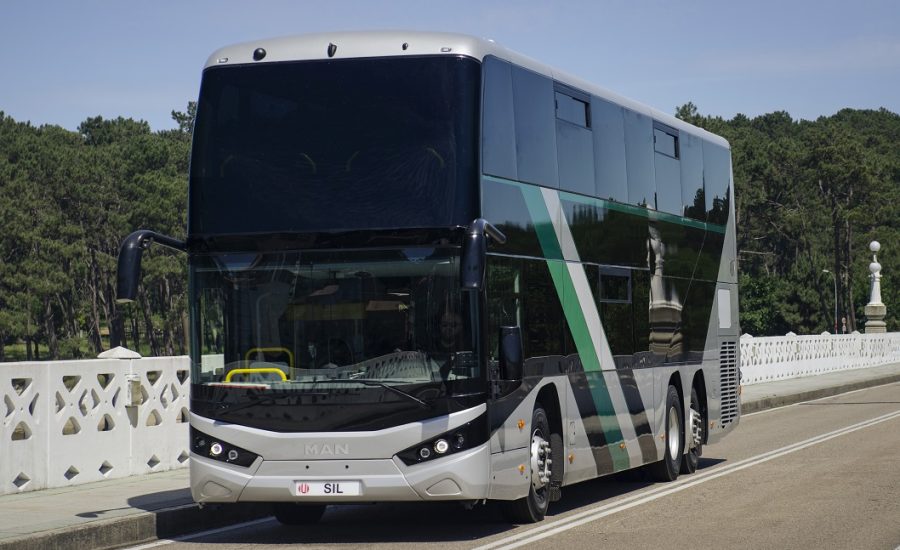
[{"left": 322, "top": 379, "right": 432, "bottom": 409}]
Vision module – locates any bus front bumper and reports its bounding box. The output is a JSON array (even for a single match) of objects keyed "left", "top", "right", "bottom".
[{"left": 191, "top": 442, "right": 491, "bottom": 503}]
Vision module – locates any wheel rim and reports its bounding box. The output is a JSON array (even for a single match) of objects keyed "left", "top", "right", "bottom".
[
  {"left": 530, "top": 430, "right": 552, "bottom": 493},
  {"left": 689, "top": 405, "right": 703, "bottom": 449},
  {"left": 667, "top": 405, "right": 680, "bottom": 460}
]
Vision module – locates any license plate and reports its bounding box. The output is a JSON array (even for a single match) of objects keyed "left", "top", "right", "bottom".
[{"left": 294, "top": 481, "right": 361, "bottom": 496}]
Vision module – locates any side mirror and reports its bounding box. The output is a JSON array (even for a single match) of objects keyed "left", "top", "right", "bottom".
[
  {"left": 116, "top": 230, "right": 186, "bottom": 303},
  {"left": 498, "top": 326, "right": 523, "bottom": 384},
  {"left": 460, "top": 218, "right": 507, "bottom": 290}
]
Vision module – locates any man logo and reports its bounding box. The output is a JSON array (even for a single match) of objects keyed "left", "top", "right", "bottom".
[
  {"left": 304, "top": 443, "right": 350, "bottom": 456},
  {"left": 298, "top": 483, "right": 310, "bottom": 494}
]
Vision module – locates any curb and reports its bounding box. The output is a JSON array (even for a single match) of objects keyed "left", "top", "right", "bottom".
[
  {"left": 740, "top": 373, "right": 900, "bottom": 415},
  {"left": 0, "top": 502, "right": 271, "bottom": 550}
]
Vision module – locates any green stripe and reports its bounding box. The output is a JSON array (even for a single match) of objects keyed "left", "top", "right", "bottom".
[
  {"left": 483, "top": 174, "right": 726, "bottom": 234},
  {"left": 519, "top": 185, "right": 631, "bottom": 471}
]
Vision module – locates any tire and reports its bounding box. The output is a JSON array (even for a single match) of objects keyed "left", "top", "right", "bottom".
[
  {"left": 502, "top": 405, "right": 552, "bottom": 523},
  {"left": 649, "top": 385, "right": 683, "bottom": 482},
  {"left": 273, "top": 503, "right": 326, "bottom": 525},
  {"left": 680, "top": 386, "right": 703, "bottom": 475}
]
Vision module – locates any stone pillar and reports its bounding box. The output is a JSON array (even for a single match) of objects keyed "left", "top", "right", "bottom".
[{"left": 864, "top": 241, "right": 887, "bottom": 333}]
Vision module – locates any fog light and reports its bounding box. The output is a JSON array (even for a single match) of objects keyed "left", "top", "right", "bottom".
[
  {"left": 452, "top": 433, "right": 465, "bottom": 449},
  {"left": 227, "top": 449, "right": 239, "bottom": 461},
  {"left": 434, "top": 439, "right": 450, "bottom": 454},
  {"left": 419, "top": 447, "right": 432, "bottom": 459},
  {"left": 210, "top": 442, "right": 224, "bottom": 457}
]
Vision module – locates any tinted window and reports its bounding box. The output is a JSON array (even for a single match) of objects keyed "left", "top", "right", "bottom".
[
  {"left": 653, "top": 128, "right": 678, "bottom": 158},
  {"left": 592, "top": 98, "right": 628, "bottom": 202},
  {"left": 703, "top": 141, "right": 731, "bottom": 225},
  {"left": 631, "top": 269, "right": 652, "bottom": 364},
  {"left": 486, "top": 255, "right": 523, "bottom": 360},
  {"left": 190, "top": 56, "right": 480, "bottom": 236},
  {"left": 482, "top": 56, "right": 517, "bottom": 180},
  {"left": 680, "top": 132, "right": 705, "bottom": 221},
  {"left": 654, "top": 124, "right": 682, "bottom": 215},
  {"left": 523, "top": 260, "right": 565, "bottom": 357},
  {"left": 512, "top": 66, "right": 558, "bottom": 187},
  {"left": 557, "top": 119, "right": 595, "bottom": 195},
  {"left": 599, "top": 267, "right": 631, "bottom": 302},
  {"left": 624, "top": 109, "right": 655, "bottom": 208},
  {"left": 555, "top": 91, "right": 589, "bottom": 127},
  {"left": 487, "top": 255, "right": 565, "bottom": 360}
]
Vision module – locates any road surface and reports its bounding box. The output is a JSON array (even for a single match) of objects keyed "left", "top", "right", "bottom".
[{"left": 131, "top": 382, "right": 900, "bottom": 550}]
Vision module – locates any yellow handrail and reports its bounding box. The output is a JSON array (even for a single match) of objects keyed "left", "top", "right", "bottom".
[{"left": 225, "top": 368, "right": 287, "bottom": 383}]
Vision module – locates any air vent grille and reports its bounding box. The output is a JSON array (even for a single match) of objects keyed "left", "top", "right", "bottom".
[{"left": 720, "top": 341, "right": 739, "bottom": 425}]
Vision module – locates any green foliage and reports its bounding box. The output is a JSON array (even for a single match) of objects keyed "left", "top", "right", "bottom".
[
  {"left": 0, "top": 101, "right": 897, "bottom": 359},
  {"left": 0, "top": 107, "right": 191, "bottom": 359},
  {"left": 677, "top": 105, "right": 900, "bottom": 334}
]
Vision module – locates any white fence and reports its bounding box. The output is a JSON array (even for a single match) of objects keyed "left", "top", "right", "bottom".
[
  {"left": 740, "top": 332, "right": 900, "bottom": 385},
  {"left": 3, "top": 333, "right": 900, "bottom": 495},
  {"left": 1, "top": 356, "right": 189, "bottom": 495}
]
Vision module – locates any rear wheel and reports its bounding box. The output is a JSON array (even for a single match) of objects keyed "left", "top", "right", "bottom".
[
  {"left": 680, "top": 386, "right": 703, "bottom": 474},
  {"left": 502, "top": 405, "right": 552, "bottom": 523},
  {"left": 273, "top": 503, "right": 326, "bottom": 525},
  {"left": 650, "top": 385, "right": 683, "bottom": 482}
]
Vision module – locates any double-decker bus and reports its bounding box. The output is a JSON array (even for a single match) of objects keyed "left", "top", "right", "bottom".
[{"left": 117, "top": 31, "right": 740, "bottom": 524}]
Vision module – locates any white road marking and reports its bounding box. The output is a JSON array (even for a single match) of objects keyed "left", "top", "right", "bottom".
[
  {"left": 123, "top": 517, "right": 277, "bottom": 549},
  {"left": 474, "top": 409, "right": 900, "bottom": 550}
]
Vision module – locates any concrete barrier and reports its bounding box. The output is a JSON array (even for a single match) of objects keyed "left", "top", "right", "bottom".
[
  {"left": 740, "top": 332, "right": 900, "bottom": 385},
  {"left": 1, "top": 357, "right": 189, "bottom": 495}
]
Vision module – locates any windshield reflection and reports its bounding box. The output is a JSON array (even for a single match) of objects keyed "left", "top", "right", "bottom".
[{"left": 190, "top": 248, "right": 479, "bottom": 397}]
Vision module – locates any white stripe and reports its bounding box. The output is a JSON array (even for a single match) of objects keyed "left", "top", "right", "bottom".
[
  {"left": 122, "top": 517, "right": 277, "bottom": 549},
  {"left": 540, "top": 187, "right": 579, "bottom": 263},
  {"left": 542, "top": 186, "right": 648, "bottom": 465},
  {"left": 473, "top": 409, "right": 900, "bottom": 550}
]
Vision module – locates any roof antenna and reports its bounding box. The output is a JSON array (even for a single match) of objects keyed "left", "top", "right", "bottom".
[{"left": 327, "top": 43, "right": 337, "bottom": 58}]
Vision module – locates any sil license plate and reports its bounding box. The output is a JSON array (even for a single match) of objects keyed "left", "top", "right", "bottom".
[{"left": 294, "top": 481, "right": 361, "bottom": 496}]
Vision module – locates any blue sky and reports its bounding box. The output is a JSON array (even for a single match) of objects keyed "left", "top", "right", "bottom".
[{"left": 3, "top": 0, "right": 899, "bottom": 131}]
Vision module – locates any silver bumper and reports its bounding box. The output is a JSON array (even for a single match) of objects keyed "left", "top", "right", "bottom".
[{"left": 191, "top": 442, "right": 491, "bottom": 503}]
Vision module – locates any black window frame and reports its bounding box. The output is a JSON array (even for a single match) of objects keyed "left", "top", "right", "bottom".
[
  {"left": 653, "top": 121, "right": 680, "bottom": 159},
  {"left": 598, "top": 266, "right": 632, "bottom": 304},
  {"left": 554, "top": 85, "right": 591, "bottom": 129}
]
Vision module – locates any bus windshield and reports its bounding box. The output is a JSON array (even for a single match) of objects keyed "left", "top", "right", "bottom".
[
  {"left": 189, "top": 247, "right": 482, "bottom": 431},
  {"left": 189, "top": 56, "right": 480, "bottom": 236}
]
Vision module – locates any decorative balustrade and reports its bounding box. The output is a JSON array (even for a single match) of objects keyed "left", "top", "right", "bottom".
[
  {"left": 3, "top": 332, "right": 900, "bottom": 495},
  {"left": 739, "top": 332, "right": 900, "bottom": 385},
  {"left": 1, "top": 356, "right": 189, "bottom": 495}
]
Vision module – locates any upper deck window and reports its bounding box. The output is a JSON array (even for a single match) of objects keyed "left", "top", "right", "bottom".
[
  {"left": 190, "top": 56, "right": 480, "bottom": 237},
  {"left": 653, "top": 124, "right": 679, "bottom": 159},
  {"left": 555, "top": 91, "right": 590, "bottom": 128}
]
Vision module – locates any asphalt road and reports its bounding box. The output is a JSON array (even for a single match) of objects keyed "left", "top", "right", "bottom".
[{"left": 131, "top": 382, "right": 900, "bottom": 550}]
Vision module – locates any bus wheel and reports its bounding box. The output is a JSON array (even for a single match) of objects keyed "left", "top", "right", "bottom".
[
  {"left": 273, "top": 503, "right": 326, "bottom": 525},
  {"left": 502, "top": 405, "right": 551, "bottom": 523},
  {"left": 680, "top": 386, "right": 703, "bottom": 474},
  {"left": 650, "top": 385, "right": 683, "bottom": 482}
]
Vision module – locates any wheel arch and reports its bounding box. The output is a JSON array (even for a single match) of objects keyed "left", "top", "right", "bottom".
[{"left": 534, "top": 383, "right": 562, "bottom": 439}]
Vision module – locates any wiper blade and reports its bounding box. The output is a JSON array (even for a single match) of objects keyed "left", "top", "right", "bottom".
[{"left": 322, "top": 379, "right": 432, "bottom": 409}]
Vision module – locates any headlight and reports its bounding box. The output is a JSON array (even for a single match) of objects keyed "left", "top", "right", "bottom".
[
  {"left": 396, "top": 414, "right": 488, "bottom": 466},
  {"left": 191, "top": 427, "right": 259, "bottom": 467}
]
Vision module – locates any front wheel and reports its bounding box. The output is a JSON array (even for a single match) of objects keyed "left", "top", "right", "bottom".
[
  {"left": 502, "top": 405, "right": 552, "bottom": 523},
  {"left": 649, "top": 385, "right": 683, "bottom": 482}
]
